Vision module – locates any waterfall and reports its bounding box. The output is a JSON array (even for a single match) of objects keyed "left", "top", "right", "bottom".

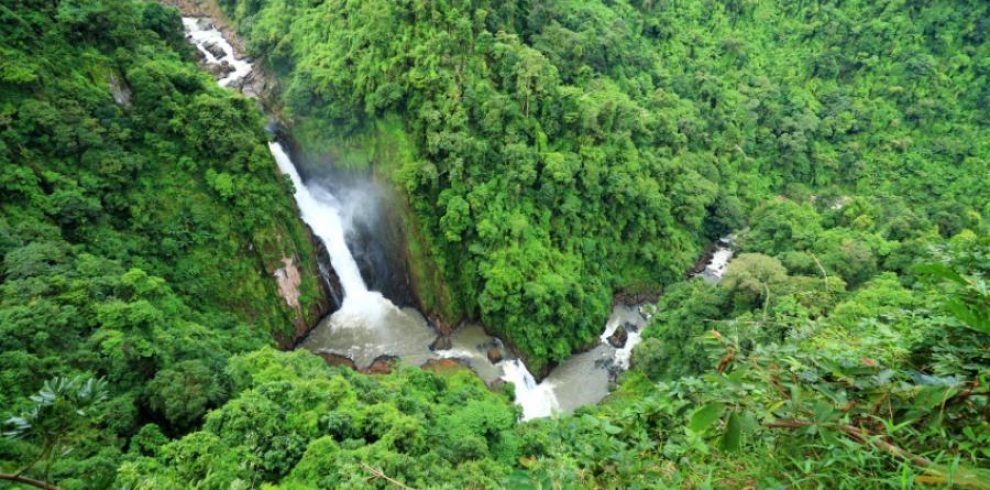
[
  {"left": 699, "top": 235, "right": 736, "bottom": 283},
  {"left": 268, "top": 143, "right": 368, "bottom": 296},
  {"left": 500, "top": 360, "right": 559, "bottom": 421},
  {"left": 269, "top": 142, "right": 402, "bottom": 333},
  {"left": 184, "top": 15, "right": 404, "bottom": 338}
]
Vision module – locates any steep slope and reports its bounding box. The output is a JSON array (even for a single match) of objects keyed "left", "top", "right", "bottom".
[{"left": 0, "top": 2, "right": 326, "bottom": 485}]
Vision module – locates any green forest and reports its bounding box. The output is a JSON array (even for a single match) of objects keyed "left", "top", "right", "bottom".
[{"left": 2, "top": 0, "right": 989, "bottom": 489}]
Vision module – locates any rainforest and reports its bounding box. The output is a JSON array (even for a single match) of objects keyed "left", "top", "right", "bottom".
[{"left": 1, "top": 0, "right": 989, "bottom": 488}]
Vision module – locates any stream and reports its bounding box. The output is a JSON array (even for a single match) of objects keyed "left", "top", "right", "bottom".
[{"left": 182, "top": 18, "right": 734, "bottom": 421}]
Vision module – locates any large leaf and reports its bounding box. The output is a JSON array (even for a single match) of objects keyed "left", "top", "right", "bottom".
[
  {"left": 719, "top": 411, "right": 742, "bottom": 452},
  {"left": 689, "top": 402, "right": 724, "bottom": 433}
]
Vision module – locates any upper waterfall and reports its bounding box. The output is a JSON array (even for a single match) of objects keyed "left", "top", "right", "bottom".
[{"left": 268, "top": 142, "right": 368, "bottom": 297}]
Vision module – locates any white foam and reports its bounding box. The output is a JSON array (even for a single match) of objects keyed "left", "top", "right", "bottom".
[
  {"left": 500, "top": 359, "right": 559, "bottom": 421},
  {"left": 181, "top": 18, "right": 253, "bottom": 88},
  {"left": 268, "top": 142, "right": 369, "bottom": 297}
]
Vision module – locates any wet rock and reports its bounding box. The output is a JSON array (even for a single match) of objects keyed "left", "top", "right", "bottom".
[
  {"left": 202, "top": 40, "right": 226, "bottom": 59},
  {"left": 488, "top": 378, "right": 506, "bottom": 392},
  {"left": 190, "top": 43, "right": 206, "bottom": 64},
  {"left": 637, "top": 306, "right": 652, "bottom": 321},
  {"left": 109, "top": 74, "right": 131, "bottom": 107},
  {"left": 607, "top": 326, "right": 628, "bottom": 349},
  {"left": 486, "top": 347, "right": 504, "bottom": 364},
  {"left": 430, "top": 335, "right": 452, "bottom": 351},
  {"left": 195, "top": 18, "right": 215, "bottom": 30},
  {"left": 206, "top": 60, "right": 234, "bottom": 78},
  {"left": 622, "top": 321, "right": 639, "bottom": 333},
  {"left": 362, "top": 355, "right": 397, "bottom": 375},
  {"left": 422, "top": 358, "right": 470, "bottom": 373},
  {"left": 595, "top": 356, "right": 624, "bottom": 381},
  {"left": 317, "top": 351, "right": 357, "bottom": 370},
  {"left": 238, "top": 67, "right": 269, "bottom": 99}
]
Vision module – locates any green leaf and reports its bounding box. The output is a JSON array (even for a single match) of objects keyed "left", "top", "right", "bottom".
[
  {"left": 913, "top": 263, "right": 966, "bottom": 285},
  {"left": 719, "top": 411, "right": 741, "bottom": 451},
  {"left": 689, "top": 402, "right": 724, "bottom": 433},
  {"left": 819, "top": 427, "right": 840, "bottom": 446},
  {"left": 603, "top": 422, "right": 622, "bottom": 435}
]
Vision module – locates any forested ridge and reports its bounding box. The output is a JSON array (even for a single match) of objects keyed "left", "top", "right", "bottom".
[
  {"left": 226, "top": 0, "right": 989, "bottom": 372},
  {"left": 0, "top": 1, "right": 327, "bottom": 487},
  {"left": 2, "top": 0, "right": 989, "bottom": 489}
]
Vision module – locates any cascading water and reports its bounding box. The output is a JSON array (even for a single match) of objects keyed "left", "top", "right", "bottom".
[
  {"left": 268, "top": 143, "right": 367, "bottom": 297},
  {"left": 698, "top": 235, "right": 735, "bottom": 283},
  {"left": 501, "top": 360, "right": 559, "bottom": 420},
  {"left": 181, "top": 18, "right": 251, "bottom": 88},
  {"left": 182, "top": 16, "right": 738, "bottom": 421}
]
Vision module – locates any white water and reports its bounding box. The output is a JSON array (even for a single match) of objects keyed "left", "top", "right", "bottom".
[
  {"left": 268, "top": 143, "right": 369, "bottom": 297},
  {"left": 182, "top": 18, "right": 252, "bottom": 88},
  {"left": 598, "top": 305, "right": 647, "bottom": 370},
  {"left": 699, "top": 235, "right": 736, "bottom": 283},
  {"left": 501, "top": 360, "right": 559, "bottom": 420}
]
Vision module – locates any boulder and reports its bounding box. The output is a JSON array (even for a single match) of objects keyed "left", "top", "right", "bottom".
[
  {"left": 317, "top": 351, "right": 357, "bottom": 370},
  {"left": 486, "top": 346, "right": 503, "bottom": 364},
  {"left": 429, "top": 335, "right": 452, "bottom": 351},
  {"left": 488, "top": 378, "right": 507, "bottom": 392},
  {"left": 363, "top": 355, "right": 397, "bottom": 375},
  {"left": 607, "top": 326, "right": 628, "bottom": 349},
  {"left": 207, "top": 60, "right": 235, "bottom": 78},
  {"left": 202, "top": 40, "right": 226, "bottom": 59}
]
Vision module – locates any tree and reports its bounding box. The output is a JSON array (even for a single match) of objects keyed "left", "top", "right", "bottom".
[
  {"left": 3, "top": 377, "right": 108, "bottom": 488},
  {"left": 722, "top": 253, "right": 789, "bottom": 314}
]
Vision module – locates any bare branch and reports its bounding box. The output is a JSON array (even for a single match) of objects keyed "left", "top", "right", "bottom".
[
  {"left": 0, "top": 473, "right": 64, "bottom": 490},
  {"left": 360, "top": 463, "right": 418, "bottom": 490}
]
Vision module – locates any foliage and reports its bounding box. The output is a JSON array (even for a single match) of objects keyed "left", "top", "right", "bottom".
[
  {"left": 3, "top": 0, "right": 990, "bottom": 488},
  {"left": 117, "top": 352, "right": 520, "bottom": 489},
  {"left": 0, "top": 1, "right": 325, "bottom": 486},
  {"left": 224, "top": 0, "right": 989, "bottom": 371}
]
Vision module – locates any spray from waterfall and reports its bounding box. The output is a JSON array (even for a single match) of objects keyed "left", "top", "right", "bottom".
[
  {"left": 269, "top": 142, "right": 401, "bottom": 331},
  {"left": 268, "top": 143, "right": 367, "bottom": 295}
]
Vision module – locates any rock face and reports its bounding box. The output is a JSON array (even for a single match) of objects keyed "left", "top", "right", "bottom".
[
  {"left": 607, "top": 326, "right": 628, "bottom": 349},
  {"left": 109, "top": 74, "right": 131, "bottom": 107},
  {"left": 273, "top": 256, "right": 302, "bottom": 309},
  {"left": 486, "top": 346, "right": 504, "bottom": 364},
  {"left": 237, "top": 67, "right": 271, "bottom": 99}
]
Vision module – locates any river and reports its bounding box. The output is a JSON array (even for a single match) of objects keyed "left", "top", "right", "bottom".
[{"left": 182, "top": 17, "right": 734, "bottom": 421}]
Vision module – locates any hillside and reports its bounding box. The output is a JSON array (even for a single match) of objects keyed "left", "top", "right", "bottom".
[{"left": 1, "top": 1, "right": 988, "bottom": 489}]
